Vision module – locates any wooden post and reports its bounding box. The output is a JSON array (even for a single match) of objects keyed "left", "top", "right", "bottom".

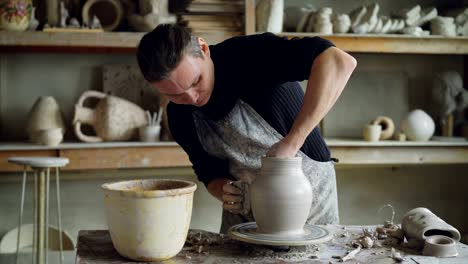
[{"left": 245, "top": 0, "right": 256, "bottom": 35}]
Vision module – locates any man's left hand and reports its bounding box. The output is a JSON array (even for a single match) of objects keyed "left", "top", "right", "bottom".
[{"left": 266, "top": 138, "right": 299, "bottom": 158}]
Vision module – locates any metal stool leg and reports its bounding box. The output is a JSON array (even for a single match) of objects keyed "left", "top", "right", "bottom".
[
  {"left": 37, "top": 168, "right": 46, "bottom": 264},
  {"left": 45, "top": 168, "right": 50, "bottom": 264},
  {"left": 33, "top": 170, "right": 38, "bottom": 264},
  {"left": 15, "top": 166, "right": 27, "bottom": 264},
  {"left": 55, "top": 167, "right": 64, "bottom": 264}
]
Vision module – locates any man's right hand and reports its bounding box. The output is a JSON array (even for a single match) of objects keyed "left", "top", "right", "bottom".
[{"left": 222, "top": 181, "right": 244, "bottom": 214}]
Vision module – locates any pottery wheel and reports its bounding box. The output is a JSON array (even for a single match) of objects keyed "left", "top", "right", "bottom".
[{"left": 228, "top": 222, "right": 333, "bottom": 246}]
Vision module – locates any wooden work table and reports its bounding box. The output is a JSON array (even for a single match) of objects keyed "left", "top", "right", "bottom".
[
  {"left": 75, "top": 225, "right": 468, "bottom": 263},
  {"left": 1, "top": 139, "right": 468, "bottom": 172}
]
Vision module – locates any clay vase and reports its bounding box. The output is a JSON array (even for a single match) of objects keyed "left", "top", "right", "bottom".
[
  {"left": 251, "top": 157, "right": 312, "bottom": 235},
  {"left": 102, "top": 179, "right": 197, "bottom": 261},
  {"left": 400, "top": 109, "right": 435, "bottom": 141},
  {"left": 26, "top": 96, "right": 65, "bottom": 144},
  {"left": 0, "top": 0, "right": 32, "bottom": 31},
  {"left": 256, "top": 0, "right": 283, "bottom": 33},
  {"left": 402, "top": 207, "right": 461, "bottom": 248},
  {"left": 73, "top": 90, "right": 147, "bottom": 142}
]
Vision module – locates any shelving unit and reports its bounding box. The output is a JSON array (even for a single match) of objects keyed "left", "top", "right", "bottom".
[
  {"left": 1, "top": 139, "right": 467, "bottom": 172},
  {"left": 1, "top": 0, "right": 467, "bottom": 172},
  {"left": 1, "top": 30, "right": 467, "bottom": 55}
]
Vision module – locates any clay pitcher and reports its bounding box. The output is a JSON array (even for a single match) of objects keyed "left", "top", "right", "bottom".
[
  {"left": 73, "top": 90, "right": 147, "bottom": 142},
  {"left": 251, "top": 157, "right": 312, "bottom": 235}
]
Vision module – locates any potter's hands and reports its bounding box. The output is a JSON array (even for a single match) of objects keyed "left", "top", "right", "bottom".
[
  {"left": 222, "top": 180, "right": 250, "bottom": 215},
  {"left": 266, "top": 137, "right": 299, "bottom": 158}
]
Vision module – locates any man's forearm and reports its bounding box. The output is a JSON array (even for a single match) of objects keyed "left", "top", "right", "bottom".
[
  {"left": 287, "top": 47, "right": 357, "bottom": 149},
  {"left": 207, "top": 177, "right": 233, "bottom": 202}
]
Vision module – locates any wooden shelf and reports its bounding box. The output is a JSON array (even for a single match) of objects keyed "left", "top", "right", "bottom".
[
  {"left": 279, "top": 33, "right": 468, "bottom": 55},
  {"left": 1, "top": 31, "right": 467, "bottom": 54},
  {"left": 326, "top": 138, "right": 468, "bottom": 166},
  {"left": 1, "top": 139, "right": 467, "bottom": 172},
  {"left": 0, "top": 31, "right": 241, "bottom": 53}
]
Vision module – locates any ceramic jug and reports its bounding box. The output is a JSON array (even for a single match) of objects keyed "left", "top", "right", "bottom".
[
  {"left": 26, "top": 96, "right": 65, "bottom": 144},
  {"left": 251, "top": 157, "right": 312, "bottom": 235},
  {"left": 402, "top": 207, "right": 461, "bottom": 248},
  {"left": 73, "top": 90, "right": 147, "bottom": 142}
]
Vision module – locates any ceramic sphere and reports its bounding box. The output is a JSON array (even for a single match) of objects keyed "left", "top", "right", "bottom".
[{"left": 400, "top": 109, "right": 435, "bottom": 141}]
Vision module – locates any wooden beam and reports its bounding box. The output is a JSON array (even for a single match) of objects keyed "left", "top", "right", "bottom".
[
  {"left": 331, "top": 146, "right": 468, "bottom": 165},
  {"left": 280, "top": 33, "right": 468, "bottom": 54},
  {"left": 59, "top": 146, "right": 190, "bottom": 171}
]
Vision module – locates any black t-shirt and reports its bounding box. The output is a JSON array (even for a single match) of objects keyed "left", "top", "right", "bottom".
[{"left": 168, "top": 33, "right": 334, "bottom": 186}]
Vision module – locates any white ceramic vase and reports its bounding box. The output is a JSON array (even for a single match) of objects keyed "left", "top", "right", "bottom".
[
  {"left": 402, "top": 207, "right": 461, "bottom": 248},
  {"left": 102, "top": 179, "right": 197, "bottom": 261},
  {"left": 400, "top": 109, "right": 435, "bottom": 141},
  {"left": 26, "top": 96, "right": 65, "bottom": 144},
  {"left": 251, "top": 157, "right": 312, "bottom": 235}
]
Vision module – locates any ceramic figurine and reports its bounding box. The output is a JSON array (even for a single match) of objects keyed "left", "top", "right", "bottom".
[
  {"left": 431, "top": 16, "right": 457, "bottom": 37},
  {"left": 59, "top": 1, "right": 68, "bottom": 27},
  {"left": 400, "top": 109, "right": 435, "bottom": 141},
  {"left": 251, "top": 157, "right": 312, "bottom": 235},
  {"left": 0, "top": 0, "right": 32, "bottom": 31},
  {"left": 73, "top": 90, "right": 148, "bottom": 142},
  {"left": 27, "top": 6, "right": 38, "bottom": 30},
  {"left": 402, "top": 207, "right": 461, "bottom": 249},
  {"left": 128, "top": 0, "right": 176, "bottom": 32}
]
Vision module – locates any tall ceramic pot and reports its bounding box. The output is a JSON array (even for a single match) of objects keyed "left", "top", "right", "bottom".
[
  {"left": 102, "top": 179, "right": 197, "bottom": 261},
  {"left": 251, "top": 157, "right": 312, "bottom": 235},
  {"left": 26, "top": 96, "right": 65, "bottom": 143},
  {"left": 73, "top": 90, "right": 147, "bottom": 142},
  {"left": 0, "top": 0, "right": 32, "bottom": 31}
]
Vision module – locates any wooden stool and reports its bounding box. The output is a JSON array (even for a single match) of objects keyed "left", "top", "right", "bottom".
[{"left": 8, "top": 157, "right": 69, "bottom": 264}]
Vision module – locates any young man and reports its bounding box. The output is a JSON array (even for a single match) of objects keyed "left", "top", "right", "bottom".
[{"left": 137, "top": 24, "right": 357, "bottom": 233}]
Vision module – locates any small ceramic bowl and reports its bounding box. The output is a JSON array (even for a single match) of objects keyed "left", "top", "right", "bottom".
[{"left": 422, "top": 235, "right": 458, "bottom": 258}]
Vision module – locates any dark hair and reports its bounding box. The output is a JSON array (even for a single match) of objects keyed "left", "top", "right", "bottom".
[{"left": 137, "top": 24, "right": 203, "bottom": 83}]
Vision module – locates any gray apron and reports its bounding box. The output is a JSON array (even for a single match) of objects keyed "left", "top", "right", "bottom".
[{"left": 193, "top": 100, "right": 339, "bottom": 234}]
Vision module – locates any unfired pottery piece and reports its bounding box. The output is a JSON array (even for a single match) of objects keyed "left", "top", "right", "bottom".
[
  {"left": 402, "top": 207, "right": 461, "bottom": 248},
  {"left": 82, "top": 0, "right": 123, "bottom": 31},
  {"left": 422, "top": 235, "right": 458, "bottom": 257},
  {"left": 251, "top": 157, "right": 312, "bottom": 236},
  {"left": 73, "top": 90, "right": 147, "bottom": 142},
  {"left": 26, "top": 96, "right": 65, "bottom": 144},
  {"left": 362, "top": 124, "right": 381, "bottom": 142},
  {"left": 371, "top": 116, "right": 395, "bottom": 140},
  {"left": 101, "top": 179, "right": 197, "bottom": 261},
  {"left": 400, "top": 109, "right": 435, "bottom": 141},
  {"left": 228, "top": 222, "right": 332, "bottom": 246}
]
